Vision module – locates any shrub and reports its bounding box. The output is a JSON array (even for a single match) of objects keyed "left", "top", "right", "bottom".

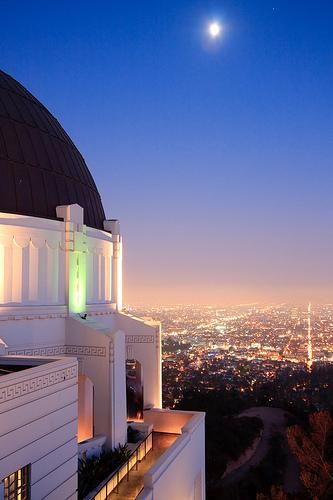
[{"left": 78, "top": 444, "right": 130, "bottom": 499}]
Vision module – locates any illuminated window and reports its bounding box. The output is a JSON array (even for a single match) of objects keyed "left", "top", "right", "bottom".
[{"left": 3, "top": 465, "right": 30, "bottom": 500}]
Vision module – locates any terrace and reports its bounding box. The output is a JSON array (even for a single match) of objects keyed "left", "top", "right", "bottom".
[
  {"left": 0, "top": 356, "right": 53, "bottom": 376},
  {"left": 86, "top": 408, "right": 205, "bottom": 500},
  {"left": 110, "top": 433, "right": 178, "bottom": 499}
]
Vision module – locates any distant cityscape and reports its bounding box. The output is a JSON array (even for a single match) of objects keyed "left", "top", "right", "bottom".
[{"left": 127, "top": 304, "right": 333, "bottom": 411}]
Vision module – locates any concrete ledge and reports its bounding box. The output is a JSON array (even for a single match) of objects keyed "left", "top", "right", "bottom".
[
  {"left": 79, "top": 435, "right": 107, "bottom": 459},
  {"left": 138, "top": 409, "right": 206, "bottom": 499},
  {"left": 143, "top": 408, "right": 204, "bottom": 434},
  {"left": 144, "top": 433, "right": 189, "bottom": 486}
]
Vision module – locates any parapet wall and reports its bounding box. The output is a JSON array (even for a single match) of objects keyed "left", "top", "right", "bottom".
[
  {"left": 138, "top": 408, "right": 206, "bottom": 500},
  {"left": 0, "top": 356, "right": 78, "bottom": 499},
  {"left": 0, "top": 212, "right": 114, "bottom": 308}
]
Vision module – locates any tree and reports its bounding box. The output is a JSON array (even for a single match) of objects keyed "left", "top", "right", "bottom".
[
  {"left": 287, "top": 411, "right": 333, "bottom": 499},
  {"left": 256, "top": 485, "right": 288, "bottom": 500}
]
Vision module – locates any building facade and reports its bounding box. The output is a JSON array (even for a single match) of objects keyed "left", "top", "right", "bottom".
[{"left": 0, "top": 69, "right": 205, "bottom": 500}]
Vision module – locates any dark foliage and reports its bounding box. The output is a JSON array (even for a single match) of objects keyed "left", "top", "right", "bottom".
[
  {"left": 176, "top": 387, "right": 252, "bottom": 416},
  {"left": 166, "top": 364, "right": 333, "bottom": 418},
  {"left": 251, "top": 433, "right": 286, "bottom": 492},
  {"left": 287, "top": 411, "right": 333, "bottom": 499},
  {"left": 127, "top": 425, "right": 142, "bottom": 443},
  {"left": 176, "top": 390, "right": 263, "bottom": 498},
  {"left": 208, "top": 433, "right": 287, "bottom": 499},
  {"left": 78, "top": 445, "right": 130, "bottom": 499},
  {"left": 175, "top": 376, "right": 333, "bottom": 499}
]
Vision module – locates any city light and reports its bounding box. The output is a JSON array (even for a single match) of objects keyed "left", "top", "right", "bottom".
[{"left": 129, "top": 303, "right": 333, "bottom": 410}]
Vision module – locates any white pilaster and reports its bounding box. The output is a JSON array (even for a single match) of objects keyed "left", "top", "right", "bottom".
[{"left": 104, "top": 220, "right": 122, "bottom": 311}]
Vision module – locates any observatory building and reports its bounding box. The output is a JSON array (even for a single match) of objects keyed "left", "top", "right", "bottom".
[{"left": 0, "top": 70, "right": 205, "bottom": 499}]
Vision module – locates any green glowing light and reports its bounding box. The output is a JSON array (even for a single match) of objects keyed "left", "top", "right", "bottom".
[{"left": 69, "top": 252, "right": 86, "bottom": 313}]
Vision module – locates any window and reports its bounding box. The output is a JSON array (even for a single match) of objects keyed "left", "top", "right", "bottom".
[{"left": 3, "top": 465, "right": 30, "bottom": 500}]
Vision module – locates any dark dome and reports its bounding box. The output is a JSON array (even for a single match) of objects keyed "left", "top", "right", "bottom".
[{"left": 0, "top": 70, "right": 105, "bottom": 229}]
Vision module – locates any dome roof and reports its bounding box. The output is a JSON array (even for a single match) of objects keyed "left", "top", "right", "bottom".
[{"left": 0, "top": 70, "right": 105, "bottom": 229}]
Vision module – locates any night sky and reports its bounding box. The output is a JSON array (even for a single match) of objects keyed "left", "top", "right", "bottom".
[{"left": 1, "top": 1, "right": 333, "bottom": 304}]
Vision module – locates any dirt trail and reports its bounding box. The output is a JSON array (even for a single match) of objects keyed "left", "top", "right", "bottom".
[{"left": 222, "top": 406, "right": 301, "bottom": 493}]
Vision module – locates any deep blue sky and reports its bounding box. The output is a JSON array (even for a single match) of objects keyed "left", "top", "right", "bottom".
[{"left": 1, "top": 1, "right": 333, "bottom": 304}]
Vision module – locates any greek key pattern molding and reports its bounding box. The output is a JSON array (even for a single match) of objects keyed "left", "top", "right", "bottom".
[
  {"left": 8, "top": 345, "right": 106, "bottom": 357},
  {"left": 125, "top": 335, "right": 154, "bottom": 344},
  {"left": 0, "top": 365, "right": 78, "bottom": 404},
  {"left": 65, "top": 345, "right": 106, "bottom": 357},
  {"left": 9, "top": 346, "right": 66, "bottom": 356}
]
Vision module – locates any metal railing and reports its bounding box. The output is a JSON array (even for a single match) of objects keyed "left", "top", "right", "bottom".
[{"left": 85, "top": 432, "right": 153, "bottom": 500}]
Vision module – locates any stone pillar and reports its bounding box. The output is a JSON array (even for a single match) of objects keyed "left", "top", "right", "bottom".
[
  {"left": 56, "top": 204, "right": 87, "bottom": 314},
  {"left": 108, "top": 332, "right": 127, "bottom": 447},
  {"left": 104, "top": 220, "right": 122, "bottom": 311},
  {"left": 0, "top": 338, "right": 8, "bottom": 356},
  {"left": 0, "top": 244, "right": 4, "bottom": 304},
  {"left": 155, "top": 323, "right": 162, "bottom": 408},
  {"left": 78, "top": 375, "right": 94, "bottom": 443}
]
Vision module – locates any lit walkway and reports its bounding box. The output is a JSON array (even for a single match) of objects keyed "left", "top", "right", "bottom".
[{"left": 108, "top": 432, "right": 179, "bottom": 500}]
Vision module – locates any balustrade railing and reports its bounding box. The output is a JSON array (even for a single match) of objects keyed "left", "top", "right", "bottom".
[{"left": 84, "top": 432, "right": 153, "bottom": 500}]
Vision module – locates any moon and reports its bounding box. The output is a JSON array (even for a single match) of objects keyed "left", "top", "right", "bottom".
[{"left": 208, "top": 22, "right": 222, "bottom": 38}]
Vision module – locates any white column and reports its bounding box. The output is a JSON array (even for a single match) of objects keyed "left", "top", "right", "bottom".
[
  {"left": 105, "top": 254, "right": 112, "bottom": 302},
  {"left": 98, "top": 253, "right": 102, "bottom": 301},
  {"left": 100, "top": 254, "right": 106, "bottom": 301},
  {"left": 12, "top": 240, "right": 22, "bottom": 303},
  {"left": 58, "top": 246, "right": 66, "bottom": 305},
  {"left": 38, "top": 246, "right": 47, "bottom": 301},
  {"left": 78, "top": 375, "right": 94, "bottom": 443},
  {"left": 109, "top": 332, "right": 127, "bottom": 447},
  {"left": 3, "top": 245, "right": 13, "bottom": 303},
  {"left": 47, "top": 246, "right": 59, "bottom": 304},
  {"left": 104, "top": 220, "right": 123, "bottom": 311},
  {"left": 86, "top": 250, "right": 94, "bottom": 304},
  {"left": 0, "top": 245, "right": 4, "bottom": 304},
  {"left": 29, "top": 242, "right": 39, "bottom": 302},
  {"left": 21, "top": 245, "right": 30, "bottom": 303}
]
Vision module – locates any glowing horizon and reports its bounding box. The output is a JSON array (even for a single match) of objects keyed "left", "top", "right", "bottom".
[{"left": 123, "top": 282, "right": 333, "bottom": 307}]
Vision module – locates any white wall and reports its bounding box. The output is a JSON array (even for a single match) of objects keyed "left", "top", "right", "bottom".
[
  {"left": 66, "top": 316, "right": 127, "bottom": 448},
  {"left": 0, "top": 214, "right": 65, "bottom": 306},
  {"left": 0, "top": 211, "right": 115, "bottom": 311},
  {"left": 112, "top": 313, "right": 162, "bottom": 409},
  {"left": 0, "top": 357, "right": 78, "bottom": 500},
  {"left": 85, "top": 226, "right": 113, "bottom": 306},
  {"left": 78, "top": 375, "right": 94, "bottom": 443},
  {"left": 2, "top": 317, "right": 66, "bottom": 352},
  {"left": 109, "top": 329, "right": 127, "bottom": 446},
  {"left": 138, "top": 409, "right": 206, "bottom": 500},
  {"left": 143, "top": 408, "right": 193, "bottom": 434}
]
